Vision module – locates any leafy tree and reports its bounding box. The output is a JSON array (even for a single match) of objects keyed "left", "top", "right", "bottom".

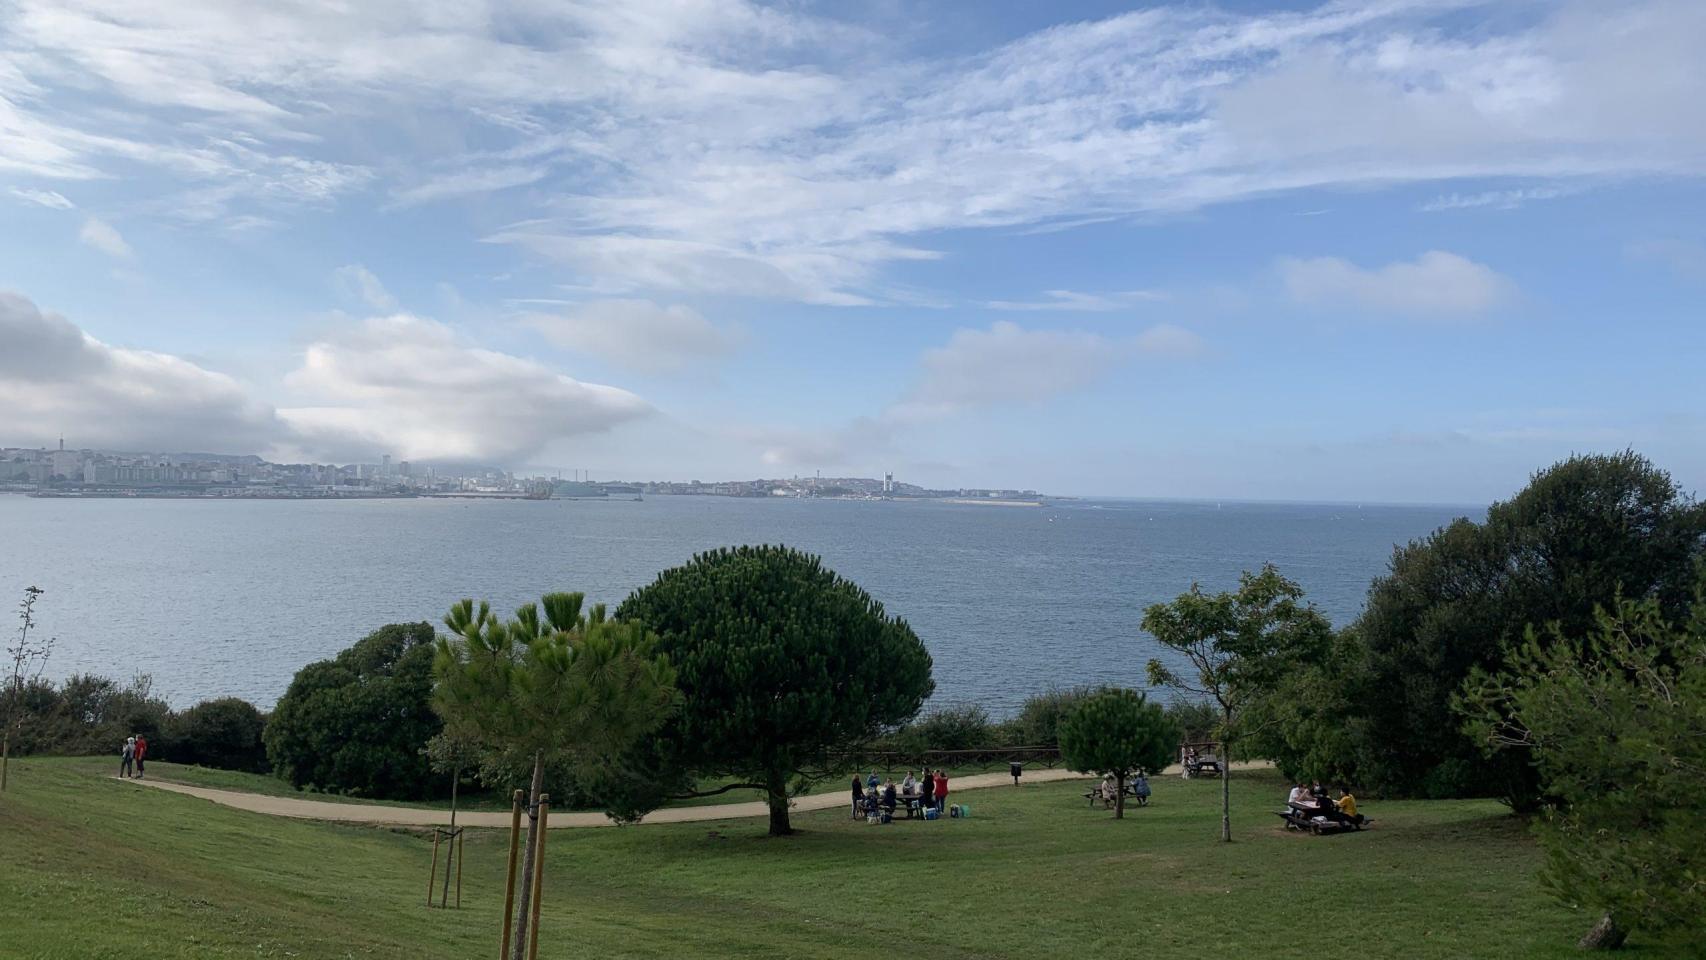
[
  {"left": 264, "top": 622, "right": 440, "bottom": 799},
  {"left": 1347, "top": 451, "right": 1705, "bottom": 805},
  {"left": 1142, "top": 564, "right": 1334, "bottom": 841},
  {"left": 1460, "top": 575, "right": 1706, "bottom": 950},
  {"left": 173, "top": 697, "right": 267, "bottom": 772},
  {"left": 435, "top": 592, "right": 676, "bottom": 960},
  {"left": 1058, "top": 688, "right": 1177, "bottom": 818},
  {"left": 614, "top": 545, "right": 934, "bottom": 836}
]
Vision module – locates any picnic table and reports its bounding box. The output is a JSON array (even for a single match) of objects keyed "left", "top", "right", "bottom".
[
  {"left": 858, "top": 790, "right": 930, "bottom": 819},
  {"left": 1276, "top": 801, "right": 1370, "bottom": 835},
  {"left": 1083, "top": 779, "right": 1152, "bottom": 808},
  {"left": 1181, "top": 754, "right": 1222, "bottom": 778}
]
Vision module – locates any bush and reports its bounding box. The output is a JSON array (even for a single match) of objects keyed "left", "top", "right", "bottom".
[
  {"left": 1009, "top": 686, "right": 1101, "bottom": 746},
  {"left": 264, "top": 622, "right": 440, "bottom": 799},
  {"left": 1, "top": 674, "right": 176, "bottom": 758},
  {"left": 172, "top": 697, "right": 268, "bottom": 772},
  {"left": 891, "top": 704, "right": 994, "bottom": 753}
]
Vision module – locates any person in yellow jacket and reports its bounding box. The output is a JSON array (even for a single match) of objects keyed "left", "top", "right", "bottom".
[{"left": 1335, "top": 789, "right": 1361, "bottom": 823}]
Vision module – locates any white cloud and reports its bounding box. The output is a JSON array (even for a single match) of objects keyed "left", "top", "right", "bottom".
[
  {"left": 0, "top": 291, "right": 279, "bottom": 452},
  {"left": 279, "top": 314, "right": 652, "bottom": 464},
  {"left": 332, "top": 264, "right": 397, "bottom": 311},
  {"left": 1419, "top": 186, "right": 1576, "bottom": 212},
  {"left": 10, "top": 186, "right": 72, "bottom": 209},
  {"left": 525, "top": 299, "right": 738, "bottom": 374},
  {"left": 895, "top": 320, "right": 1201, "bottom": 419},
  {"left": 984, "top": 290, "right": 1167, "bottom": 312},
  {"left": 3, "top": 1, "right": 1701, "bottom": 300},
  {"left": 1279, "top": 251, "right": 1515, "bottom": 317},
  {"left": 77, "top": 217, "right": 132, "bottom": 258}
]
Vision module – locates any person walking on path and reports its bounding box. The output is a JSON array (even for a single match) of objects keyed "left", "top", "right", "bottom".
[
  {"left": 133, "top": 734, "right": 148, "bottom": 778},
  {"left": 934, "top": 770, "right": 949, "bottom": 814},
  {"left": 119, "top": 737, "right": 135, "bottom": 778}
]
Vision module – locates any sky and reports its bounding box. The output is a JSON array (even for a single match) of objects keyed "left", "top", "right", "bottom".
[{"left": 1, "top": 0, "right": 1703, "bottom": 504}]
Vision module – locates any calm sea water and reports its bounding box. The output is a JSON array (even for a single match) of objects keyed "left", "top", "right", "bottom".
[{"left": 0, "top": 494, "right": 1475, "bottom": 712}]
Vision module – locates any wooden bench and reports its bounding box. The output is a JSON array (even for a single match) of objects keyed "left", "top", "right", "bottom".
[{"left": 1084, "top": 783, "right": 1151, "bottom": 808}]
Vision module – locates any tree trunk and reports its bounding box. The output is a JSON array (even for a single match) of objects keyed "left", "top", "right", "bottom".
[
  {"left": 440, "top": 766, "right": 458, "bottom": 908},
  {"left": 511, "top": 753, "right": 545, "bottom": 960},
  {"left": 1220, "top": 735, "right": 1232, "bottom": 843},
  {"left": 1, "top": 732, "right": 10, "bottom": 792},
  {"left": 765, "top": 767, "right": 793, "bottom": 836},
  {"left": 1114, "top": 769, "right": 1125, "bottom": 819},
  {"left": 1578, "top": 914, "right": 1627, "bottom": 951}
]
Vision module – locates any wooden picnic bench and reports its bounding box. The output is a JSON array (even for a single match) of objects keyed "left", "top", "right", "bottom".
[{"left": 1084, "top": 781, "right": 1152, "bottom": 808}]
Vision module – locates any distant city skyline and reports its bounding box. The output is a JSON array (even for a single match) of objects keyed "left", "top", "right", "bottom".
[{"left": 2, "top": 1, "right": 1704, "bottom": 503}]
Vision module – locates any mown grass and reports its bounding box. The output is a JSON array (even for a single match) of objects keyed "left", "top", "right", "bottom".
[
  {"left": 0, "top": 757, "right": 1689, "bottom": 960},
  {"left": 135, "top": 759, "right": 1021, "bottom": 811}
]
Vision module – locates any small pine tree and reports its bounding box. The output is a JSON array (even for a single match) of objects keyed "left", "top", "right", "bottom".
[{"left": 1058, "top": 688, "right": 1177, "bottom": 819}]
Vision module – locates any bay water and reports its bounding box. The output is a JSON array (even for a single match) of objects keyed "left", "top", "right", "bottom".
[{"left": 0, "top": 494, "right": 1474, "bottom": 712}]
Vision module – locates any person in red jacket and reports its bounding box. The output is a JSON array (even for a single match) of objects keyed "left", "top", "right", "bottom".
[
  {"left": 934, "top": 769, "right": 948, "bottom": 814},
  {"left": 133, "top": 734, "right": 148, "bottom": 778}
]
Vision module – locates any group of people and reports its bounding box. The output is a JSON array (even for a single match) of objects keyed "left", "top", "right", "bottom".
[
  {"left": 1095, "top": 772, "right": 1151, "bottom": 808},
  {"left": 1286, "top": 780, "right": 1361, "bottom": 824},
  {"left": 118, "top": 734, "right": 148, "bottom": 778},
  {"left": 852, "top": 767, "right": 950, "bottom": 819}
]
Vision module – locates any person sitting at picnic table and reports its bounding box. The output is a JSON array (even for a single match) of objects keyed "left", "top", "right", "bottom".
[
  {"left": 1098, "top": 774, "right": 1119, "bottom": 809},
  {"left": 851, "top": 776, "right": 866, "bottom": 819},
  {"left": 901, "top": 771, "right": 917, "bottom": 795},
  {"left": 1287, "top": 782, "right": 1312, "bottom": 808},
  {"left": 1332, "top": 787, "right": 1362, "bottom": 824},
  {"left": 1310, "top": 780, "right": 1329, "bottom": 805},
  {"left": 881, "top": 780, "right": 898, "bottom": 814},
  {"left": 1130, "top": 773, "right": 1151, "bottom": 800},
  {"left": 866, "top": 770, "right": 881, "bottom": 790}
]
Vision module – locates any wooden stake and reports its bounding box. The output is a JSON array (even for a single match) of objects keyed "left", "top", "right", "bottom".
[
  {"left": 455, "top": 829, "right": 464, "bottom": 909},
  {"left": 428, "top": 830, "right": 441, "bottom": 908},
  {"left": 526, "top": 795, "right": 550, "bottom": 960},
  {"left": 501, "top": 789, "right": 523, "bottom": 960}
]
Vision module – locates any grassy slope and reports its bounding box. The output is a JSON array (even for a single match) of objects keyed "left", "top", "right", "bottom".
[{"left": 0, "top": 757, "right": 1687, "bottom": 960}]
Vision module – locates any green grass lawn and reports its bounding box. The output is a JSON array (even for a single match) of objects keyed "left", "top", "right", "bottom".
[
  {"left": 135, "top": 759, "right": 1023, "bottom": 812},
  {"left": 0, "top": 756, "right": 1688, "bottom": 960}
]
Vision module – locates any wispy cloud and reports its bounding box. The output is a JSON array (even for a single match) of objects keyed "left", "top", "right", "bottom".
[
  {"left": 332, "top": 264, "right": 397, "bottom": 312},
  {"left": 4, "top": 0, "right": 1704, "bottom": 301},
  {"left": 10, "top": 186, "right": 73, "bottom": 209},
  {"left": 78, "top": 217, "right": 132, "bottom": 259},
  {"left": 1419, "top": 186, "right": 1577, "bottom": 212},
  {"left": 984, "top": 290, "right": 1167, "bottom": 312}
]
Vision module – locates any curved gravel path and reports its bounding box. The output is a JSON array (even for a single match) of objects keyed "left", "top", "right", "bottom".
[{"left": 120, "top": 767, "right": 1096, "bottom": 829}]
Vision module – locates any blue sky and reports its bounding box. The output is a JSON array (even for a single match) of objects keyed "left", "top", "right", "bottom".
[{"left": 2, "top": 0, "right": 1703, "bottom": 502}]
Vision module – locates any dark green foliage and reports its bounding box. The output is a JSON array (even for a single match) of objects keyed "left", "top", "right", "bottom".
[
  {"left": 264, "top": 622, "right": 440, "bottom": 799},
  {"left": 1162, "top": 699, "right": 1220, "bottom": 745},
  {"left": 1, "top": 673, "right": 177, "bottom": 757},
  {"left": 1009, "top": 686, "right": 1101, "bottom": 746},
  {"left": 1058, "top": 688, "right": 1177, "bottom": 818},
  {"left": 615, "top": 545, "right": 934, "bottom": 835},
  {"left": 1344, "top": 452, "right": 1706, "bottom": 804},
  {"left": 891, "top": 703, "right": 993, "bottom": 753},
  {"left": 1460, "top": 573, "right": 1706, "bottom": 947},
  {"left": 172, "top": 698, "right": 268, "bottom": 772}
]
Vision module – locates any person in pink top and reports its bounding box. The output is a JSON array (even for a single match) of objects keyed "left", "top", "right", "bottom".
[{"left": 934, "top": 770, "right": 948, "bottom": 814}]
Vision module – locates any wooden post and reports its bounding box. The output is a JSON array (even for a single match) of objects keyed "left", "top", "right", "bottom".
[
  {"left": 428, "top": 830, "right": 441, "bottom": 907},
  {"left": 526, "top": 795, "right": 550, "bottom": 960},
  {"left": 1, "top": 734, "right": 10, "bottom": 792},
  {"left": 455, "top": 829, "right": 464, "bottom": 909},
  {"left": 500, "top": 789, "right": 523, "bottom": 960}
]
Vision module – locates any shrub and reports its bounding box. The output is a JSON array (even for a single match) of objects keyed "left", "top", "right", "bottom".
[
  {"left": 891, "top": 703, "right": 994, "bottom": 753},
  {"left": 1010, "top": 686, "right": 1102, "bottom": 746},
  {"left": 172, "top": 697, "right": 268, "bottom": 772}
]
